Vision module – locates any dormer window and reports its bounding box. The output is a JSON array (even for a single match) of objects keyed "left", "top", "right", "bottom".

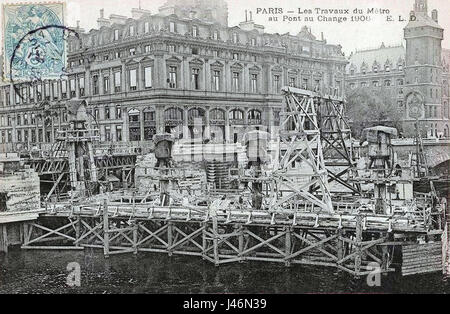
[
  {"left": 373, "top": 65, "right": 378, "bottom": 73},
  {"left": 169, "top": 22, "right": 176, "bottom": 33},
  {"left": 232, "top": 32, "right": 238, "bottom": 43},
  {"left": 144, "top": 22, "right": 149, "bottom": 33},
  {"left": 129, "top": 25, "right": 135, "bottom": 36},
  {"left": 385, "top": 65, "right": 390, "bottom": 72},
  {"left": 129, "top": 48, "right": 136, "bottom": 56},
  {"left": 232, "top": 53, "right": 239, "bottom": 60},
  {"left": 251, "top": 38, "right": 257, "bottom": 46},
  {"left": 192, "top": 25, "right": 198, "bottom": 37},
  {"left": 350, "top": 69, "right": 355, "bottom": 75},
  {"left": 114, "top": 29, "right": 119, "bottom": 41},
  {"left": 213, "top": 30, "right": 219, "bottom": 40}
]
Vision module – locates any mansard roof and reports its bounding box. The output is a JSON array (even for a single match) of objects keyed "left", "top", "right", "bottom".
[{"left": 347, "top": 44, "right": 405, "bottom": 73}]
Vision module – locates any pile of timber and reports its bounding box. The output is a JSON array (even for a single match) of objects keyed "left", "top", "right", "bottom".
[{"left": 401, "top": 242, "right": 443, "bottom": 276}]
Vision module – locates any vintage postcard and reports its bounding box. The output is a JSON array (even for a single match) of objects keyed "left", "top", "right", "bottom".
[{"left": 0, "top": 0, "right": 449, "bottom": 301}]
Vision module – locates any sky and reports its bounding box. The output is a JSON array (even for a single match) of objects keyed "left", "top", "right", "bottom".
[{"left": 1, "top": 0, "right": 450, "bottom": 56}]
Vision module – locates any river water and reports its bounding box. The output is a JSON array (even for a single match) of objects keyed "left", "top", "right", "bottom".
[{"left": 1, "top": 249, "right": 450, "bottom": 294}]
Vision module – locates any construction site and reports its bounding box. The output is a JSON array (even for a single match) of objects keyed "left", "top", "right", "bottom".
[{"left": 0, "top": 87, "right": 448, "bottom": 278}]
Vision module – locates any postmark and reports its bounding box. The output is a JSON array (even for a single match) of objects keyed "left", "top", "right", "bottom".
[{"left": 2, "top": 2, "right": 66, "bottom": 82}]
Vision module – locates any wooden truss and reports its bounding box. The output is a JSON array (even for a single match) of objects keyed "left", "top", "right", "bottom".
[
  {"left": 22, "top": 200, "right": 438, "bottom": 276},
  {"left": 274, "top": 87, "right": 333, "bottom": 213}
]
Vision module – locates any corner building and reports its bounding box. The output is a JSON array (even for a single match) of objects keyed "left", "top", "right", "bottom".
[{"left": 0, "top": 0, "right": 346, "bottom": 151}]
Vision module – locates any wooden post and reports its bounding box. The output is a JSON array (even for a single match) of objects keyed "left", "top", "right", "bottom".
[
  {"left": 167, "top": 221, "right": 173, "bottom": 256},
  {"left": 202, "top": 222, "right": 207, "bottom": 260},
  {"left": 238, "top": 225, "right": 244, "bottom": 263},
  {"left": 212, "top": 216, "right": 219, "bottom": 265},
  {"left": 0, "top": 225, "right": 8, "bottom": 253},
  {"left": 285, "top": 226, "right": 291, "bottom": 267},
  {"left": 355, "top": 215, "right": 363, "bottom": 275},
  {"left": 103, "top": 198, "right": 109, "bottom": 258},
  {"left": 133, "top": 222, "right": 138, "bottom": 255},
  {"left": 75, "top": 216, "right": 81, "bottom": 247},
  {"left": 22, "top": 223, "right": 29, "bottom": 246},
  {"left": 337, "top": 228, "right": 344, "bottom": 261}
]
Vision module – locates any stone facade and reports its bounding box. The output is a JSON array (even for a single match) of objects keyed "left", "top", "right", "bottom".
[
  {"left": 346, "top": 0, "right": 450, "bottom": 138},
  {"left": 0, "top": 0, "right": 347, "bottom": 152}
]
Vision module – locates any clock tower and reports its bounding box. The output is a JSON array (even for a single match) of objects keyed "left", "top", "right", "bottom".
[{"left": 404, "top": 0, "right": 444, "bottom": 136}]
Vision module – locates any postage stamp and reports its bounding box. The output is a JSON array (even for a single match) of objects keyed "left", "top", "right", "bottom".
[{"left": 2, "top": 2, "right": 66, "bottom": 82}]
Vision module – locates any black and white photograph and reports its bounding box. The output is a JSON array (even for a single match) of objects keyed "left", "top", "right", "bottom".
[{"left": 0, "top": 0, "right": 450, "bottom": 299}]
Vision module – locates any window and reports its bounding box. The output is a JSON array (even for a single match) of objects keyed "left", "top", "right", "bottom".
[
  {"left": 79, "top": 77, "right": 85, "bottom": 96},
  {"left": 373, "top": 81, "right": 379, "bottom": 87},
  {"left": 350, "top": 69, "right": 355, "bottom": 75},
  {"left": 116, "top": 106, "right": 122, "bottom": 119},
  {"left": 52, "top": 82, "right": 58, "bottom": 99},
  {"left": 144, "top": 22, "right": 149, "bottom": 33},
  {"left": 213, "top": 30, "right": 219, "bottom": 40},
  {"left": 7, "top": 130, "right": 12, "bottom": 142},
  {"left": 168, "top": 45, "right": 176, "bottom": 53},
  {"left": 398, "top": 64, "right": 403, "bottom": 71},
  {"left": 129, "top": 48, "right": 136, "bottom": 56},
  {"left": 213, "top": 70, "right": 220, "bottom": 91},
  {"left": 169, "top": 66, "right": 177, "bottom": 88},
  {"left": 17, "top": 114, "right": 21, "bottom": 126},
  {"left": 129, "top": 69, "right": 137, "bottom": 90},
  {"left": 105, "top": 126, "right": 111, "bottom": 141},
  {"left": 44, "top": 82, "right": 50, "bottom": 100},
  {"left": 92, "top": 75, "right": 99, "bottom": 95},
  {"left": 114, "top": 71, "right": 121, "bottom": 92},
  {"left": 252, "top": 55, "right": 257, "bottom": 62},
  {"left": 232, "top": 32, "right": 238, "bottom": 43},
  {"left": 251, "top": 74, "right": 258, "bottom": 93},
  {"left": 384, "top": 80, "right": 391, "bottom": 87},
  {"left": 102, "top": 107, "right": 109, "bottom": 120},
  {"left": 24, "top": 113, "right": 28, "bottom": 125},
  {"left": 289, "top": 77, "right": 296, "bottom": 87},
  {"left": 385, "top": 65, "right": 390, "bottom": 72},
  {"left": 114, "top": 29, "right": 119, "bottom": 41},
  {"left": 273, "top": 75, "right": 280, "bottom": 92},
  {"left": 116, "top": 126, "right": 123, "bottom": 141},
  {"left": 69, "top": 79, "right": 76, "bottom": 97},
  {"left": 232, "top": 72, "right": 240, "bottom": 92},
  {"left": 103, "top": 55, "right": 109, "bottom": 61},
  {"left": 397, "top": 79, "right": 404, "bottom": 86},
  {"left": 302, "top": 78, "right": 309, "bottom": 89},
  {"left": 103, "top": 76, "right": 110, "bottom": 94},
  {"left": 144, "top": 45, "right": 151, "bottom": 53},
  {"left": 29, "top": 87, "right": 34, "bottom": 102},
  {"left": 169, "top": 22, "right": 176, "bottom": 33},
  {"left": 17, "top": 130, "right": 22, "bottom": 142},
  {"left": 213, "top": 50, "right": 218, "bottom": 58},
  {"left": 191, "top": 68, "right": 200, "bottom": 90},
  {"left": 192, "top": 47, "right": 198, "bottom": 55},
  {"left": 192, "top": 26, "right": 198, "bottom": 37},
  {"left": 144, "top": 66, "right": 152, "bottom": 88},
  {"left": 232, "top": 53, "right": 239, "bottom": 60},
  {"left": 115, "top": 51, "right": 121, "bottom": 59},
  {"left": 251, "top": 38, "right": 256, "bottom": 46},
  {"left": 129, "top": 25, "right": 135, "bottom": 36}
]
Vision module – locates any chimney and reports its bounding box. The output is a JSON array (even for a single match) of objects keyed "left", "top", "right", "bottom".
[
  {"left": 245, "top": 10, "right": 247, "bottom": 22},
  {"left": 97, "top": 8, "right": 111, "bottom": 28},
  {"left": 109, "top": 14, "right": 127, "bottom": 25},
  {"left": 131, "top": 8, "right": 151, "bottom": 19},
  {"left": 431, "top": 9, "right": 438, "bottom": 23},
  {"left": 249, "top": 11, "right": 253, "bottom": 21},
  {"left": 76, "top": 20, "right": 80, "bottom": 28}
]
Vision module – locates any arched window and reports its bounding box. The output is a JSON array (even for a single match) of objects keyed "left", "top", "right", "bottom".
[
  {"left": 164, "top": 107, "right": 183, "bottom": 120},
  {"left": 229, "top": 109, "right": 244, "bottom": 120},
  {"left": 210, "top": 109, "right": 225, "bottom": 120},
  {"left": 247, "top": 109, "right": 261, "bottom": 124}
]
